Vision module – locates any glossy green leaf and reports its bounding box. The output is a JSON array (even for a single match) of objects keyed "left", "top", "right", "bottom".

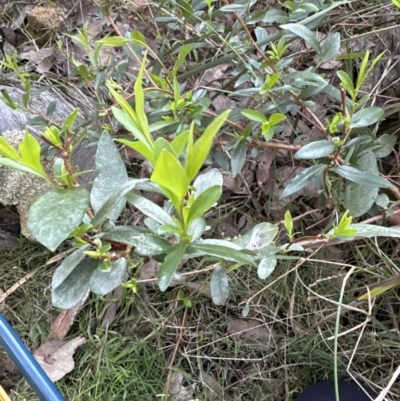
[
  {"left": 52, "top": 258, "right": 99, "bottom": 309},
  {"left": 185, "top": 110, "right": 230, "bottom": 182},
  {"left": 349, "top": 107, "right": 384, "bottom": 128},
  {"left": 91, "top": 132, "right": 128, "bottom": 222},
  {"left": 154, "top": 137, "right": 178, "bottom": 162},
  {"left": 62, "top": 108, "right": 79, "bottom": 131},
  {"left": 187, "top": 185, "right": 222, "bottom": 226},
  {"left": 151, "top": 149, "right": 189, "bottom": 210},
  {"left": 333, "top": 166, "right": 392, "bottom": 188},
  {"left": 344, "top": 151, "right": 379, "bottom": 217},
  {"left": 172, "top": 44, "right": 192, "bottom": 77},
  {"left": 28, "top": 187, "right": 89, "bottom": 251},
  {"left": 210, "top": 265, "right": 229, "bottom": 305},
  {"left": 90, "top": 258, "right": 127, "bottom": 296},
  {"left": 294, "top": 140, "right": 337, "bottom": 159},
  {"left": 280, "top": 164, "right": 326, "bottom": 198},
  {"left": 158, "top": 241, "right": 186, "bottom": 291}
]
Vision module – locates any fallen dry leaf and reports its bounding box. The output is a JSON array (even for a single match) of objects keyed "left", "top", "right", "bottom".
[{"left": 34, "top": 337, "right": 87, "bottom": 382}]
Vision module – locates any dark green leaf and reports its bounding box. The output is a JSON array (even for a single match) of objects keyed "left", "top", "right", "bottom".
[
  {"left": 101, "top": 226, "right": 172, "bottom": 256},
  {"left": 344, "top": 151, "right": 379, "bottom": 217},
  {"left": 333, "top": 166, "right": 392, "bottom": 188},
  {"left": 189, "top": 243, "right": 256, "bottom": 266},
  {"left": 125, "top": 191, "right": 174, "bottom": 225},
  {"left": 320, "top": 33, "right": 340, "bottom": 63},
  {"left": 52, "top": 246, "right": 90, "bottom": 289},
  {"left": 231, "top": 140, "right": 247, "bottom": 177},
  {"left": 52, "top": 258, "right": 99, "bottom": 309},
  {"left": 281, "top": 23, "right": 322, "bottom": 56},
  {"left": 294, "top": 140, "right": 337, "bottom": 159},
  {"left": 210, "top": 265, "right": 229, "bottom": 305},
  {"left": 28, "top": 187, "right": 89, "bottom": 251},
  {"left": 158, "top": 241, "right": 187, "bottom": 291},
  {"left": 280, "top": 164, "right": 326, "bottom": 198},
  {"left": 91, "top": 179, "right": 146, "bottom": 227},
  {"left": 91, "top": 132, "right": 128, "bottom": 222},
  {"left": 90, "top": 258, "right": 127, "bottom": 296},
  {"left": 349, "top": 107, "right": 384, "bottom": 128}
]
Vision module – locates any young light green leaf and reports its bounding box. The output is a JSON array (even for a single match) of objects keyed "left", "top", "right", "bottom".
[
  {"left": 131, "top": 30, "right": 147, "bottom": 47},
  {"left": 170, "top": 130, "right": 189, "bottom": 156},
  {"left": 117, "top": 139, "right": 154, "bottom": 164},
  {"left": 151, "top": 149, "right": 189, "bottom": 210},
  {"left": 337, "top": 70, "right": 355, "bottom": 99},
  {"left": 154, "top": 137, "right": 178, "bottom": 162},
  {"left": 172, "top": 44, "right": 192, "bottom": 77},
  {"left": 344, "top": 151, "right": 379, "bottom": 217},
  {"left": 241, "top": 109, "right": 266, "bottom": 123},
  {"left": 280, "top": 164, "right": 326, "bottom": 198},
  {"left": 284, "top": 210, "right": 293, "bottom": 239},
  {"left": 90, "top": 258, "right": 127, "bottom": 296},
  {"left": 258, "top": 255, "right": 277, "bottom": 279},
  {"left": 134, "top": 55, "right": 150, "bottom": 136},
  {"left": 52, "top": 258, "right": 99, "bottom": 309},
  {"left": 0, "top": 136, "right": 21, "bottom": 162},
  {"left": 294, "top": 140, "right": 337, "bottom": 159},
  {"left": 91, "top": 132, "right": 129, "bottom": 222},
  {"left": 18, "top": 132, "right": 46, "bottom": 175},
  {"left": 281, "top": 23, "right": 322, "bottom": 56},
  {"left": 186, "top": 185, "right": 222, "bottom": 226},
  {"left": 62, "top": 108, "right": 79, "bottom": 131},
  {"left": 333, "top": 166, "right": 392, "bottom": 188},
  {"left": 158, "top": 241, "right": 187, "bottom": 291},
  {"left": 0, "top": 158, "right": 46, "bottom": 179},
  {"left": 185, "top": 110, "right": 230, "bottom": 182},
  {"left": 28, "top": 187, "right": 90, "bottom": 251},
  {"left": 210, "top": 265, "right": 229, "bottom": 305},
  {"left": 349, "top": 107, "right": 384, "bottom": 128},
  {"left": 231, "top": 139, "right": 247, "bottom": 177},
  {"left": 96, "top": 36, "right": 128, "bottom": 47}
]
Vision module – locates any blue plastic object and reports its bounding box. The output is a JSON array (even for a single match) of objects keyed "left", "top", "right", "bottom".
[{"left": 0, "top": 313, "right": 65, "bottom": 401}]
